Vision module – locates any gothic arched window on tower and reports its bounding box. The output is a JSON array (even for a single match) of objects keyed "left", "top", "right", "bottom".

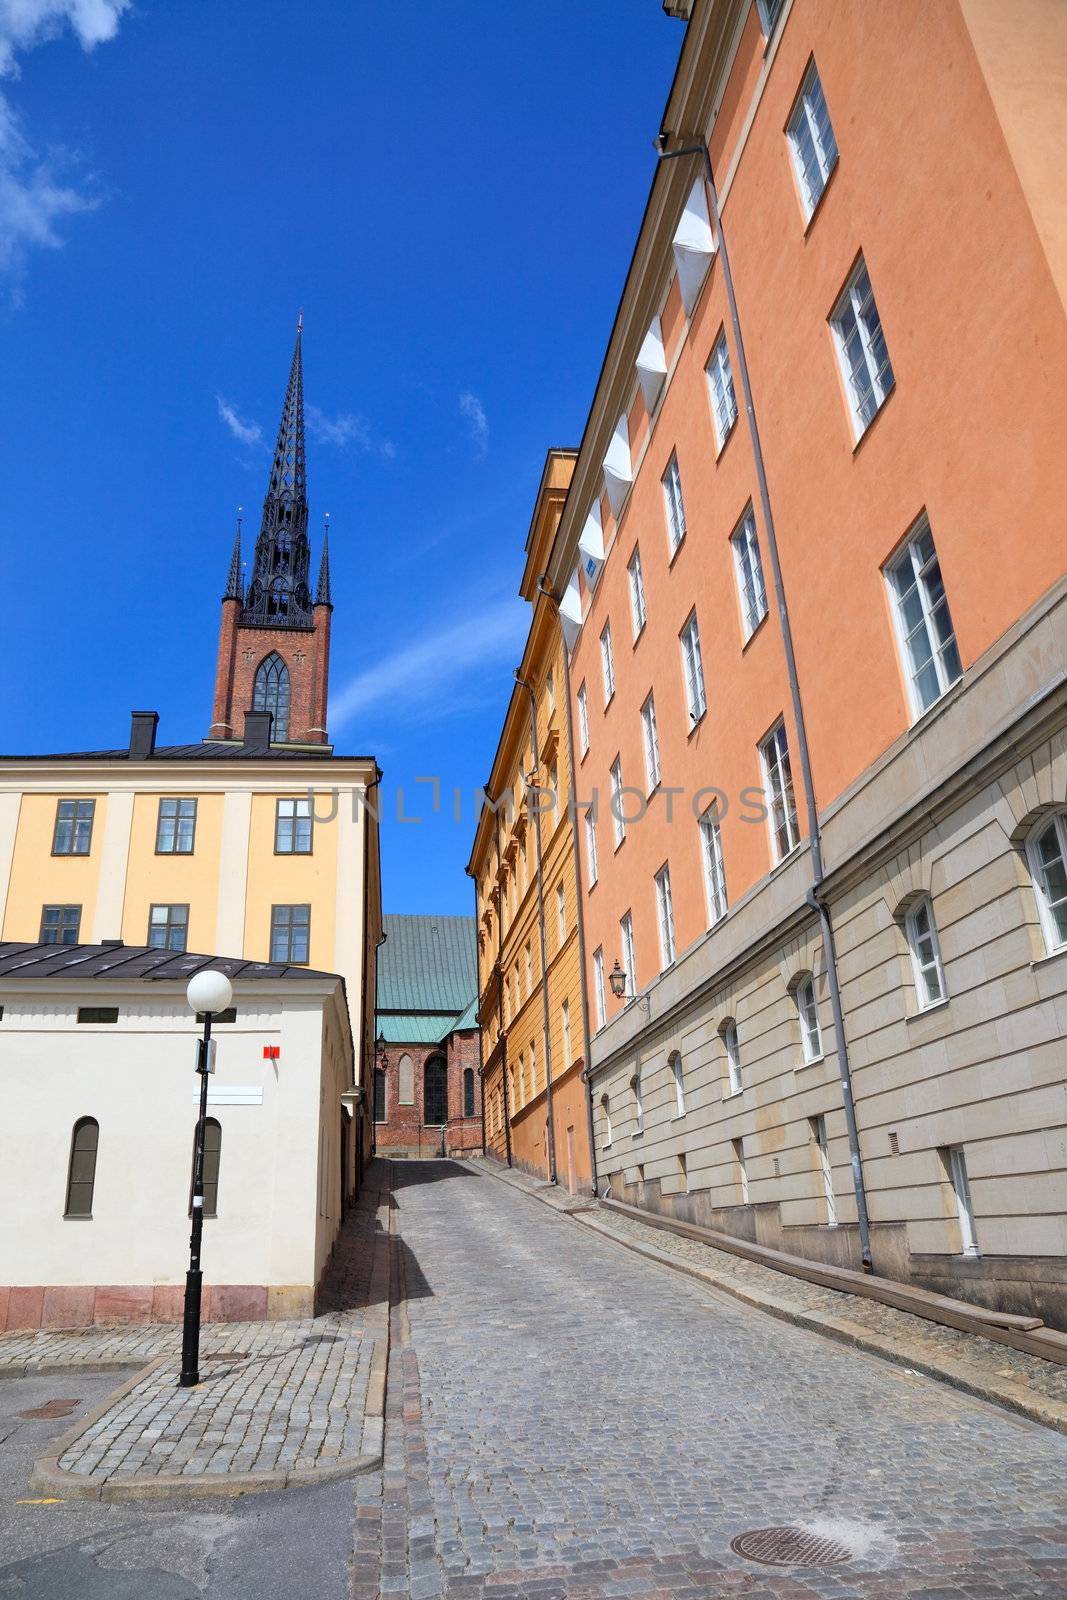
[
  {"left": 253, "top": 652, "right": 290, "bottom": 743},
  {"left": 267, "top": 578, "right": 291, "bottom": 620}
]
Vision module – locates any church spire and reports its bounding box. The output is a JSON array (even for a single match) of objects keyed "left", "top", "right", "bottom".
[
  {"left": 316, "top": 513, "right": 333, "bottom": 607},
  {"left": 223, "top": 509, "right": 244, "bottom": 602},
  {"left": 240, "top": 316, "right": 313, "bottom": 628}
]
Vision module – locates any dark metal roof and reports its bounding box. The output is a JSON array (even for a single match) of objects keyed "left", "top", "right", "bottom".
[
  {"left": 0, "top": 943, "right": 340, "bottom": 984},
  {"left": 0, "top": 744, "right": 371, "bottom": 762}
]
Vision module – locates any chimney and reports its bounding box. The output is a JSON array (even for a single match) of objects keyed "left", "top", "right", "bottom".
[
  {"left": 129, "top": 711, "right": 159, "bottom": 758},
  {"left": 243, "top": 710, "right": 274, "bottom": 748}
]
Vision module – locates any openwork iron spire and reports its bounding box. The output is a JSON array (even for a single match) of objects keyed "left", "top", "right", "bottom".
[
  {"left": 223, "top": 510, "right": 244, "bottom": 602},
  {"left": 241, "top": 317, "right": 314, "bottom": 628},
  {"left": 316, "top": 514, "right": 333, "bottom": 607}
]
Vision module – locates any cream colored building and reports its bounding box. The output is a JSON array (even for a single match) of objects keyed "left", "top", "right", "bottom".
[{"left": 0, "top": 944, "right": 356, "bottom": 1330}]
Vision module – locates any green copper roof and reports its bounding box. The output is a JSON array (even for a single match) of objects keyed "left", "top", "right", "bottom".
[{"left": 375, "top": 914, "right": 477, "bottom": 1044}]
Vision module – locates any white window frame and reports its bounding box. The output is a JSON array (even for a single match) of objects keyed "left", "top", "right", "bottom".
[
  {"left": 1027, "top": 810, "right": 1067, "bottom": 955},
  {"left": 601, "top": 1092, "right": 612, "bottom": 1145},
  {"left": 680, "top": 611, "right": 707, "bottom": 725},
  {"left": 731, "top": 506, "right": 768, "bottom": 642},
  {"left": 577, "top": 681, "right": 590, "bottom": 758},
  {"left": 593, "top": 947, "right": 606, "bottom": 1029},
  {"left": 830, "top": 256, "right": 895, "bottom": 440},
  {"left": 944, "top": 1144, "right": 980, "bottom": 1257},
  {"left": 633, "top": 1071, "right": 644, "bottom": 1133},
  {"left": 641, "top": 692, "right": 661, "bottom": 793},
  {"left": 556, "top": 881, "right": 566, "bottom": 945},
  {"left": 760, "top": 719, "right": 800, "bottom": 863},
  {"left": 885, "top": 517, "right": 963, "bottom": 721},
  {"left": 699, "top": 804, "right": 728, "bottom": 927},
  {"left": 786, "top": 60, "right": 838, "bottom": 222},
  {"left": 733, "top": 1136, "right": 749, "bottom": 1204},
  {"left": 620, "top": 911, "right": 636, "bottom": 999},
  {"left": 627, "top": 546, "right": 647, "bottom": 640},
  {"left": 655, "top": 863, "right": 676, "bottom": 970},
  {"left": 662, "top": 452, "right": 687, "bottom": 559},
  {"left": 610, "top": 757, "right": 626, "bottom": 849},
  {"left": 904, "top": 895, "right": 948, "bottom": 1009},
  {"left": 600, "top": 620, "right": 616, "bottom": 706},
  {"left": 706, "top": 329, "right": 738, "bottom": 452},
  {"left": 756, "top": 0, "right": 785, "bottom": 39},
  {"left": 812, "top": 1114, "right": 837, "bottom": 1225},
  {"left": 671, "top": 1051, "right": 686, "bottom": 1117},
  {"left": 723, "top": 1020, "right": 742, "bottom": 1096},
  {"left": 585, "top": 811, "right": 599, "bottom": 887},
  {"left": 546, "top": 668, "right": 555, "bottom": 715},
  {"left": 795, "top": 973, "right": 823, "bottom": 1064}
]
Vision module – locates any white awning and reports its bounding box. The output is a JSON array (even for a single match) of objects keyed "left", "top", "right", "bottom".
[
  {"left": 602, "top": 415, "right": 633, "bottom": 518},
  {"left": 672, "top": 177, "right": 716, "bottom": 315},
  {"left": 578, "top": 500, "right": 605, "bottom": 589},
  {"left": 635, "top": 316, "right": 667, "bottom": 413},
  {"left": 560, "top": 570, "right": 583, "bottom": 651}
]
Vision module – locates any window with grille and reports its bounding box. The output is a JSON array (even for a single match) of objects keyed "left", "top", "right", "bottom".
[
  {"left": 424, "top": 1056, "right": 448, "bottom": 1125},
  {"left": 374, "top": 1068, "right": 387, "bottom": 1124},
  {"left": 148, "top": 903, "right": 188, "bottom": 953},
  {"left": 463, "top": 1067, "right": 475, "bottom": 1118},
  {"left": 275, "top": 798, "right": 313, "bottom": 853},
  {"left": 77, "top": 1006, "right": 118, "bottom": 1024},
  {"left": 795, "top": 974, "right": 823, "bottom": 1063},
  {"left": 731, "top": 506, "right": 768, "bottom": 641},
  {"left": 680, "top": 612, "right": 707, "bottom": 724},
  {"left": 759, "top": 720, "right": 799, "bottom": 862},
  {"left": 271, "top": 903, "right": 311, "bottom": 964},
  {"left": 886, "top": 517, "right": 962, "bottom": 718},
  {"left": 65, "top": 1117, "right": 99, "bottom": 1217},
  {"left": 253, "top": 652, "right": 290, "bottom": 742},
  {"left": 52, "top": 799, "right": 94, "bottom": 856},
  {"left": 1027, "top": 810, "right": 1067, "bottom": 954},
  {"left": 904, "top": 896, "right": 948, "bottom": 1008},
  {"left": 41, "top": 905, "right": 81, "bottom": 945},
  {"left": 787, "top": 60, "right": 838, "bottom": 220},
  {"left": 662, "top": 453, "right": 687, "bottom": 558},
  {"left": 156, "top": 798, "right": 197, "bottom": 854},
  {"left": 627, "top": 547, "right": 647, "bottom": 639},
  {"left": 831, "top": 257, "right": 895, "bottom": 438},
  {"left": 706, "top": 330, "right": 737, "bottom": 452}
]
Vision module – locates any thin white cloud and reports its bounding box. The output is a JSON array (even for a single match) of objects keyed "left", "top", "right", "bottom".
[
  {"left": 331, "top": 597, "right": 525, "bottom": 733},
  {"left": 459, "top": 390, "right": 488, "bottom": 459},
  {"left": 307, "top": 404, "right": 396, "bottom": 461},
  {"left": 0, "top": 0, "right": 131, "bottom": 292},
  {"left": 216, "top": 396, "right": 263, "bottom": 449}
]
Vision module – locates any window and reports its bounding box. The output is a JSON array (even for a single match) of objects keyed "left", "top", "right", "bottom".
[
  {"left": 191, "top": 1118, "right": 222, "bottom": 1218},
  {"left": 156, "top": 798, "right": 196, "bottom": 855},
  {"left": 620, "top": 911, "right": 636, "bottom": 999},
  {"left": 632, "top": 1071, "right": 644, "bottom": 1133},
  {"left": 831, "top": 257, "right": 895, "bottom": 438},
  {"left": 593, "top": 947, "right": 606, "bottom": 1029},
  {"left": 556, "top": 881, "right": 567, "bottom": 944},
  {"left": 680, "top": 612, "right": 707, "bottom": 724},
  {"left": 601, "top": 1093, "right": 613, "bottom": 1145},
  {"left": 662, "top": 453, "right": 687, "bottom": 558},
  {"left": 670, "top": 1051, "right": 685, "bottom": 1116},
  {"left": 610, "top": 757, "right": 626, "bottom": 848},
  {"left": 41, "top": 905, "right": 81, "bottom": 945},
  {"left": 756, "top": 0, "right": 785, "bottom": 37},
  {"left": 52, "top": 799, "right": 95, "bottom": 856},
  {"left": 77, "top": 1006, "right": 118, "bottom": 1025},
  {"left": 548, "top": 762, "right": 560, "bottom": 828},
  {"left": 270, "top": 903, "right": 310, "bottom": 964},
  {"left": 886, "top": 518, "right": 962, "bottom": 718},
  {"left": 655, "top": 863, "right": 676, "bottom": 969},
  {"left": 561, "top": 999, "right": 572, "bottom": 1066},
  {"left": 463, "top": 1067, "right": 475, "bottom": 1118},
  {"left": 1027, "top": 810, "right": 1067, "bottom": 953},
  {"left": 424, "top": 1056, "right": 448, "bottom": 1126},
  {"left": 699, "top": 805, "right": 728, "bottom": 926},
  {"left": 795, "top": 974, "right": 823, "bottom": 1063},
  {"left": 641, "top": 693, "right": 661, "bottom": 792},
  {"left": 628, "top": 547, "right": 647, "bottom": 639},
  {"left": 546, "top": 669, "right": 555, "bottom": 715},
  {"left": 600, "top": 621, "right": 616, "bottom": 705},
  {"left": 148, "top": 903, "right": 188, "bottom": 953},
  {"left": 524, "top": 941, "right": 533, "bottom": 995},
  {"left": 529, "top": 1036, "right": 538, "bottom": 1094},
  {"left": 733, "top": 1136, "right": 749, "bottom": 1204},
  {"left": 722, "top": 1020, "right": 742, "bottom": 1096},
  {"left": 253, "top": 651, "right": 290, "bottom": 742},
  {"left": 577, "top": 682, "right": 590, "bottom": 757},
  {"left": 706, "top": 330, "right": 738, "bottom": 452},
  {"left": 65, "top": 1117, "right": 99, "bottom": 1217},
  {"left": 942, "top": 1145, "right": 979, "bottom": 1256},
  {"left": 275, "top": 798, "right": 313, "bottom": 853},
  {"left": 760, "top": 720, "right": 799, "bottom": 862},
  {"left": 811, "top": 1115, "right": 836, "bottom": 1225},
  {"left": 585, "top": 812, "right": 599, "bottom": 887},
  {"left": 731, "top": 507, "right": 768, "bottom": 641},
  {"left": 374, "top": 1067, "right": 387, "bottom": 1123},
  {"left": 787, "top": 60, "right": 838, "bottom": 220},
  {"left": 905, "top": 896, "right": 947, "bottom": 1007}
]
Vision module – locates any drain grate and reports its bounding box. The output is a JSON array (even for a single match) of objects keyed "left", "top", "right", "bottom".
[
  {"left": 204, "top": 1351, "right": 250, "bottom": 1362},
  {"left": 18, "top": 1399, "right": 81, "bottom": 1420},
  {"left": 731, "top": 1526, "right": 852, "bottom": 1568}
]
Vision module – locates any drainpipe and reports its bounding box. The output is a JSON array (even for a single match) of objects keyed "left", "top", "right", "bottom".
[
  {"left": 515, "top": 672, "right": 559, "bottom": 1184},
  {"left": 656, "top": 137, "right": 873, "bottom": 1271},
  {"left": 492, "top": 801, "right": 513, "bottom": 1168},
  {"left": 538, "top": 579, "right": 599, "bottom": 1198}
]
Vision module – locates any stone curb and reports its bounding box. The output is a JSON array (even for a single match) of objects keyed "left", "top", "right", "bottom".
[
  {"left": 27, "top": 1176, "right": 396, "bottom": 1502},
  {"left": 464, "top": 1156, "right": 1067, "bottom": 1439}
]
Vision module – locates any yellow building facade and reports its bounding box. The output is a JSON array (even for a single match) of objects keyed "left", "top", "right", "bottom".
[{"left": 469, "top": 452, "right": 595, "bottom": 1195}]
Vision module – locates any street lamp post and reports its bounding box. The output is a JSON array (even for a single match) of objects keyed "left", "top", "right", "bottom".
[{"left": 180, "top": 968, "right": 234, "bottom": 1389}]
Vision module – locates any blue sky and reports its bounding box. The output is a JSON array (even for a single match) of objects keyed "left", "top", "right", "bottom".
[{"left": 1, "top": 1, "right": 682, "bottom": 914}]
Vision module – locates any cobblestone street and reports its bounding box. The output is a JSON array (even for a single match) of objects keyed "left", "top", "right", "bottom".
[{"left": 371, "top": 1160, "right": 1067, "bottom": 1600}]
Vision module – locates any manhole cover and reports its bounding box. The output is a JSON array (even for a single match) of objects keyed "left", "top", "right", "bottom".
[
  {"left": 731, "top": 1526, "right": 852, "bottom": 1567},
  {"left": 18, "top": 1399, "right": 81, "bottom": 1420}
]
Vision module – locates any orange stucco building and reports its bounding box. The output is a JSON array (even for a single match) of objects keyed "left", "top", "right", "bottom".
[{"left": 541, "top": 0, "right": 1067, "bottom": 1322}]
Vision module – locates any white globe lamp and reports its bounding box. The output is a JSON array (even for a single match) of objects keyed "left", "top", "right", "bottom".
[{"left": 186, "top": 969, "right": 233, "bottom": 1016}]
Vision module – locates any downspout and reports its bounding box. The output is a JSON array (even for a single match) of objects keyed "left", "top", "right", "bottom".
[
  {"left": 657, "top": 139, "right": 873, "bottom": 1271},
  {"left": 466, "top": 864, "right": 488, "bottom": 1157},
  {"left": 538, "top": 579, "right": 599, "bottom": 1198},
  {"left": 515, "top": 672, "right": 558, "bottom": 1184},
  {"left": 492, "top": 802, "right": 513, "bottom": 1168}
]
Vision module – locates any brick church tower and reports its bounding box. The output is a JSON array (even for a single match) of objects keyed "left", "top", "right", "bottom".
[{"left": 209, "top": 318, "right": 333, "bottom": 747}]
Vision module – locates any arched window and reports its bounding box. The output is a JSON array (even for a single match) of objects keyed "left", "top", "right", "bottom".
[
  {"left": 424, "top": 1056, "right": 448, "bottom": 1126},
  {"left": 1027, "top": 810, "right": 1067, "bottom": 954},
  {"left": 374, "top": 1068, "right": 387, "bottom": 1124},
  {"left": 721, "top": 1020, "right": 742, "bottom": 1096},
  {"left": 253, "top": 652, "right": 290, "bottom": 743},
  {"left": 65, "top": 1117, "right": 99, "bottom": 1217},
  {"left": 601, "top": 1093, "right": 613, "bottom": 1145},
  {"left": 670, "top": 1050, "right": 686, "bottom": 1117},
  {"left": 793, "top": 974, "right": 823, "bottom": 1064},
  {"left": 463, "top": 1067, "right": 475, "bottom": 1118},
  {"left": 266, "top": 578, "right": 291, "bottom": 620},
  {"left": 632, "top": 1070, "right": 644, "bottom": 1132},
  {"left": 189, "top": 1118, "right": 222, "bottom": 1218}
]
